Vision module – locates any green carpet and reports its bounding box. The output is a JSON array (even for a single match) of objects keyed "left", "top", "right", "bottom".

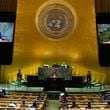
[{"left": 45, "top": 100, "right": 59, "bottom": 110}]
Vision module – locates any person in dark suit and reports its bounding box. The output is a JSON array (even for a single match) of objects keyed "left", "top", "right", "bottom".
[
  {"left": 17, "top": 69, "right": 22, "bottom": 87},
  {"left": 2, "top": 88, "right": 6, "bottom": 95},
  {"left": 86, "top": 71, "right": 92, "bottom": 88}
]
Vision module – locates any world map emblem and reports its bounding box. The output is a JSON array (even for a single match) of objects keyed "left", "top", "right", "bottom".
[{"left": 36, "top": 1, "right": 77, "bottom": 40}]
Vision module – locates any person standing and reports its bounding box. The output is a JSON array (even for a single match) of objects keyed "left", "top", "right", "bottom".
[
  {"left": 17, "top": 69, "right": 22, "bottom": 87},
  {"left": 86, "top": 71, "right": 91, "bottom": 88},
  {"left": 2, "top": 88, "right": 6, "bottom": 95}
]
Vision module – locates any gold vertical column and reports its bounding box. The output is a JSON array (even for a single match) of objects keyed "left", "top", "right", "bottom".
[{"left": 0, "top": 65, "right": 2, "bottom": 83}]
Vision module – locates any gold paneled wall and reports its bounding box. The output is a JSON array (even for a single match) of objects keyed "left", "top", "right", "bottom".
[{"left": 1, "top": 0, "right": 110, "bottom": 84}]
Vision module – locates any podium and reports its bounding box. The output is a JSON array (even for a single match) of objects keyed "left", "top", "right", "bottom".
[{"left": 44, "top": 78, "right": 65, "bottom": 92}]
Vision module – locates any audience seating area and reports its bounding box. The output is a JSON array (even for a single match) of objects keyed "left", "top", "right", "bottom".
[
  {"left": 59, "top": 93, "right": 110, "bottom": 110},
  {"left": 0, "top": 92, "right": 47, "bottom": 110},
  {"left": 1, "top": 90, "right": 110, "bottom": 110}
]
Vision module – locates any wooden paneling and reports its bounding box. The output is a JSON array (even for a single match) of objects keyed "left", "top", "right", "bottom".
[
  {"left": 0, "top": 0, "right": 17, "bottom": 12},
  {"left": 95, "top": 0, "right": 110, "bottom": 13}
]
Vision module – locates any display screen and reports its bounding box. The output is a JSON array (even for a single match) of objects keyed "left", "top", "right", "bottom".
[
  {"left": 97, "top": 24, "right": 110, "bottom": 44},
  {"left": 0, "top": 22, "right": 14, "bottom": 42}
]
